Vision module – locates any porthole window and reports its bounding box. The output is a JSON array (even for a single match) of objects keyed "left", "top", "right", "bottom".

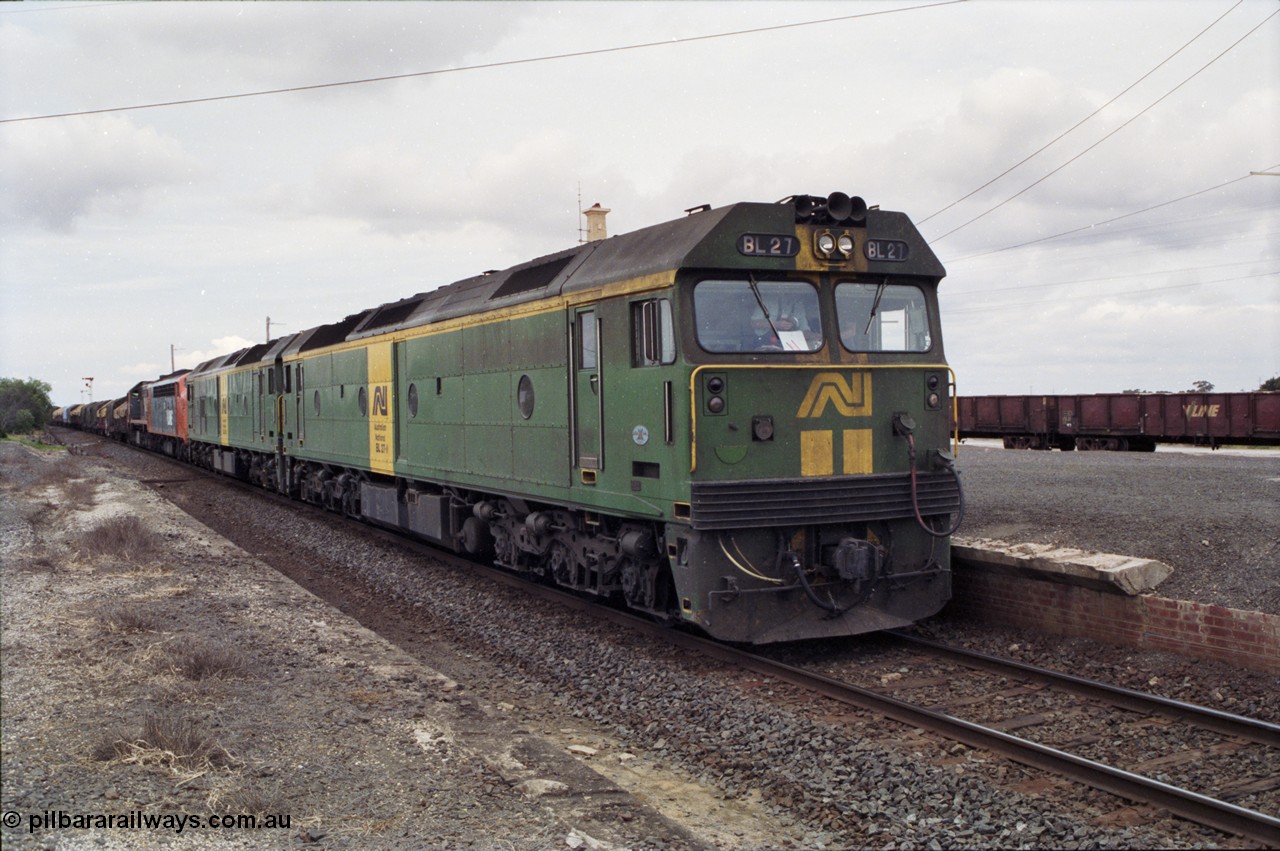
[
  {"left": 408, "top": 383, "right": 419, "bottom": 418},
  {"left": 517, "top": 374, "right": 535, "bottom": 419},
  {"left": 358, "top": 386, "right": 368, "bottom": 417},
  {"left": 313, "top": 390, "right": 321, "bottom": 416}
]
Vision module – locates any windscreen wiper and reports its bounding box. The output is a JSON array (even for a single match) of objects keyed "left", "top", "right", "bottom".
[
  {"left": 747, "top": 275, "right": 781, "bottom": 341},
  {"left": 864, "top": 277, "right": 889, "bottom": 336}
]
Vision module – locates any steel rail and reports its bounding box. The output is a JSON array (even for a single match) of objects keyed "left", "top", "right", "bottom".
[
  {"left": 887, "top": 631, "right": 1280, "bottom": 747},
  {"left": 426, "top": 561, "right": 1280, "bottom": 846},
  {"left": 675, "top": 632, "right": 1280, "bottom": 848}
]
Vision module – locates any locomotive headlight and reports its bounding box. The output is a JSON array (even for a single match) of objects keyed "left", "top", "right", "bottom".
[
  {"left": 815, "top": 232, "right": 836, "bottom": 258},
  {"left": 707, "top": 395, "right": 726, "bottom": 414},
  {"left": 836, "top": 233, "right": 854, "bottom": 257},
  {"left": 927, "top": 392, "right": 941, "bottom": 409}
]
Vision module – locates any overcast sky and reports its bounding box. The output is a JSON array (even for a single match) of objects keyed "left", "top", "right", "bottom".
[{"left": 2, "top": 0, "right": 1276, "bottom": 406}]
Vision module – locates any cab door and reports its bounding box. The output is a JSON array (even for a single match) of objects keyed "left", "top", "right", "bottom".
[
  {"left": 257, "top": 369, "right": 269, "bottom": 444},
  {"left": 294, "top": 363, "right": 305, "bottom": 447},
  {"left": 573, "top": 308, "right": 602, "bottom": 471}
]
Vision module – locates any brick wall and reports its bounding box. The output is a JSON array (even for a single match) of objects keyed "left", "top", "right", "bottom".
[{"left": 949, "top": 566, "right": 1280, "bottom": 674}]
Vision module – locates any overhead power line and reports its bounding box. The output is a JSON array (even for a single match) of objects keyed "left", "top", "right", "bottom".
[
  {"left": 944, "top": 270, "right": 1279, "bottom": 315},
  {"left": 943, "top": 259, "right": 1272, "bottom": 297},
  {"left": 919, "top": 0, "right": 1244, "bottom": 226},
  {"left": 929, "top": 7, "right": 1279, "bottom": 243},
  {"left": 0, "top": 0, "right": 966, "bottom": 124},
  {"left": 947, "top": 167, "right": 1279, "bottom": 262}
]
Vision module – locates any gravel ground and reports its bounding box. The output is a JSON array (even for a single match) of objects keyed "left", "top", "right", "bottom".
[
  {"left": 952, "top": 441, "right": 1280, "bottom": 614},
  {"left": 5, "top": 433, "right": 1276, "bottom": 850},
  {"left": 0, "top": 440, "right": 700, "bottom": 850}
]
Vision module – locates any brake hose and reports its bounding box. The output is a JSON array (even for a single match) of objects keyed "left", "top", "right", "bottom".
[
  {"left": 788, "top": 550, "right": 846, "bottom": 615},
  {"left": 905, "top": 432, "right": 965, "bottom": 538}
]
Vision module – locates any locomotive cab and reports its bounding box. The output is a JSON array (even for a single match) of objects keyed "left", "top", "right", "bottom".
[{"left": 649, "top": 194, "right": 961, "bottom": 642}]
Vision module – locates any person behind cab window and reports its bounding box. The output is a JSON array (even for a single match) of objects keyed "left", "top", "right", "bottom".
[
  {"left": 841, "top": 317, "right": 871, "bottom": 351},
  {"left": 747, "top": 316, "right": 794, "bottom": 350}
]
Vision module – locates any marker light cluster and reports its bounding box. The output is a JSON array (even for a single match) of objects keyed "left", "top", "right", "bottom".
[
  {"left": 706, "top": 375, "right": 726, "bottom": 414},
  {"left": 926, "top": 373, "right": 942, "bottom": 410}
]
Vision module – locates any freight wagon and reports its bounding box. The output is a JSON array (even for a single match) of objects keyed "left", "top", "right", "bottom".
[{"left": 956, "top": 392, "right": 1280, "bottom": 450}]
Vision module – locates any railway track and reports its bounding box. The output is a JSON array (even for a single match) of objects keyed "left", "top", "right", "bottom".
[
  {"left": 84, "top": 432, "right": 1280, "bottom": 846},
  {"left": 777, "top": 632, "right": 1280, "bottom": 846},
  {"left": 376, "top": 527, "right": 1280, "bottom": 845},
  {"left": 401, "top": 544, "right": 1280, "bottom": 846}
]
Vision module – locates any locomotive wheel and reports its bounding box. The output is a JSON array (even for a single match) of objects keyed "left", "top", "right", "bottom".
[
  {"left": 620, "top": 557, "right": 675, "bottom": 617},
  {"left": 460, "top": 516, "right": 493, "bottom": 559},
  {"left": 491, "top": 525, "right": 519, "bottom": 569},
  {"left": 620, "top": 557, "right": 648, "bottom": 609},
  {"left": 547, "top": 541, "right": 576, "bottom": 587}
]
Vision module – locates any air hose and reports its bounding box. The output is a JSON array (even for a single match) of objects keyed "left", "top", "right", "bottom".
[
  {"left": 905, "top": 431, "right": 964, "bottom": 537},
  {"left": 788, "top": 550, "right": 847, "bottom": 615}
]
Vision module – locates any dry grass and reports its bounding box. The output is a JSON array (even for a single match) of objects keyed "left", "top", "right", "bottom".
[
  {"left": 61, "top": 477, "right": 99, "bottom": 509},
  {"left": 79, "top": 515, "right": 163, "bottom": 563},
  {"left": 168, "top": 641, "right": 249, "bottom": 681},
  {"left": 98, "top": 602, "right": 162, "bottom": 634},
  {"left": 91, "top": 711, "right": 235, "bottom": 779},
  {"left": 207, "top": 785, "right": 287, "bottom": 817},
  {"left": 348, "top": 689, "right": 393, "bottom": 707},
  {"left": 23, "top": 455, "right": 85, "bottom": 489},
  {"left": 11, "top": 542, "right": 60, "bottom": 572}
]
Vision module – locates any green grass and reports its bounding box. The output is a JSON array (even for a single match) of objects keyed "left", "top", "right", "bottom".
[{"left": 1, "top": 433, "right": 65, "bottom": 452}]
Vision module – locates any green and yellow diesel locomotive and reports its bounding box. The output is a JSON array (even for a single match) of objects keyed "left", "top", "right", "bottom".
[{"left": 183, "top": 193, "right": 961, "bottom": 643}]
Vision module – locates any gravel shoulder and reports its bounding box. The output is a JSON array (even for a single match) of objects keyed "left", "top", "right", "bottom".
[{"left": 0, "top": 440, "right": 705, "bottom": 850}]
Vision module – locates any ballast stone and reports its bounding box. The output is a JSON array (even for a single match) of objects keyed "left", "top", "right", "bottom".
[{"left": 951, "top": 537, "right": 1174, "bottom": 595}]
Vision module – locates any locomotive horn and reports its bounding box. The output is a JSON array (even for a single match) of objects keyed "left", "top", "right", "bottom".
[
  {"left": 826, "top": 192, "right": 853, "bottom": 222},
  {"left": 846, "top": 194, "right": 868, "bottom": 224},
  {"left": 794, "top": 194, "right": 823, "bottom": 220}
]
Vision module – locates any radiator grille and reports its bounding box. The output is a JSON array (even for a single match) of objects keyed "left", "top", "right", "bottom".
[{"left": 689, "top": 472, "right": 960, "bottom": 530}]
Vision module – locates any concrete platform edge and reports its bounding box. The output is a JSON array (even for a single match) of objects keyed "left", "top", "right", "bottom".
[{"left": 947, "top": 555, "right": 1279, "bottom": 674}]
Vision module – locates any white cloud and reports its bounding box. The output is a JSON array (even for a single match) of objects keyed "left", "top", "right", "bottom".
[
  {"left": 177, "top": 335, "right": 259, "bottom": 371},
  {"left": 0, "top": 114, "right": 202, "bottom": 232}
]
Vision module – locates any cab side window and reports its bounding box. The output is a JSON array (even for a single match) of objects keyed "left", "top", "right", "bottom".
[{"left": 632, "top": 298, "right": 675, "bottom": 366}]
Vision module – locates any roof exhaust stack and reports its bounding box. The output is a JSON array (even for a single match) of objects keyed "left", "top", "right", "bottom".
[{"left": 583, "top": 202, "right": 610, "bottom": 242}]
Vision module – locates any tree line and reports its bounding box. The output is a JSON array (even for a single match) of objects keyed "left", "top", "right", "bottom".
[
  {"left": 1122, "top": 377, "right": 1279, "bottom": 394},
  {"left": 0, "top": 378, "right": 54, "bottom": 437}
]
